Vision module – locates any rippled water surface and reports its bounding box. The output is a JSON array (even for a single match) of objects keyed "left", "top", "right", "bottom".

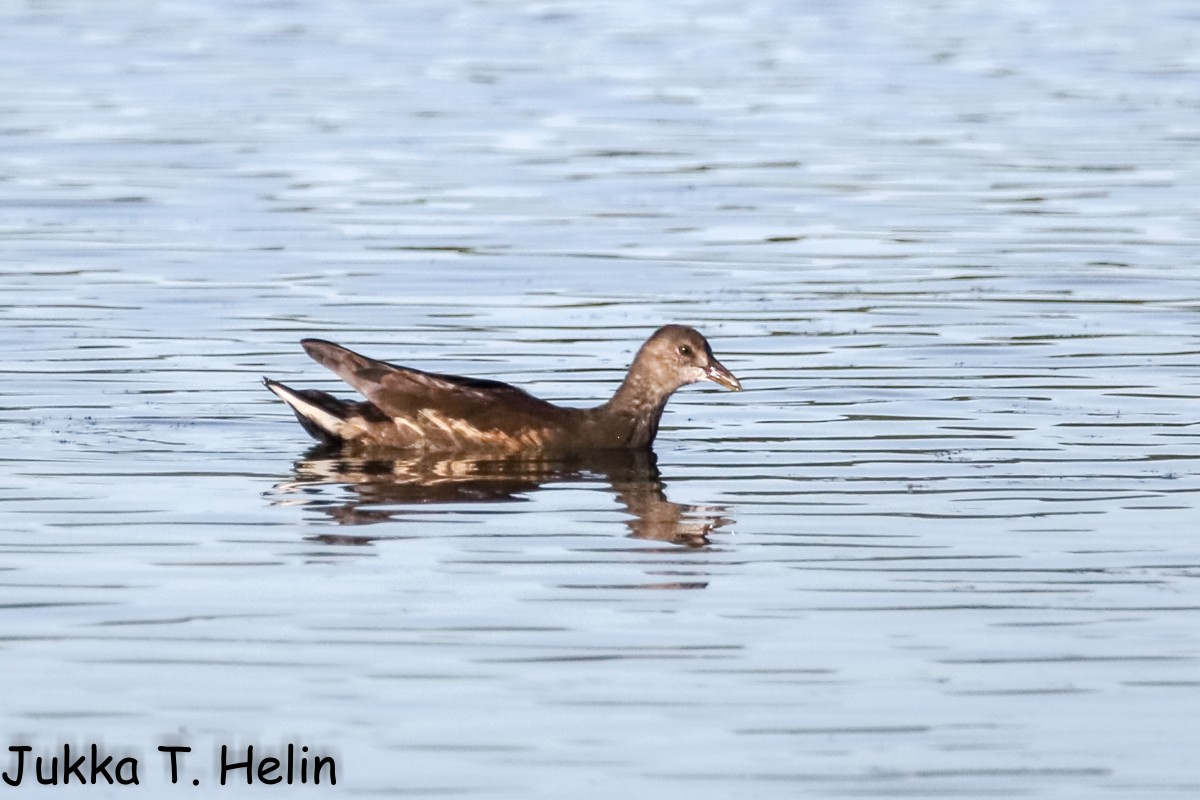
[{"left": 3, "top": 1, "right": 1200, "bottom": 796}]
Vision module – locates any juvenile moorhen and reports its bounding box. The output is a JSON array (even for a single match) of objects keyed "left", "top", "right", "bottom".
[{"left": 264, "top": 325, "right": 741, "bottom": 453}]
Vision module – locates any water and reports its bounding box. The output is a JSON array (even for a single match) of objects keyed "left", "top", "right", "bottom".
[{"left": 2, "top": 0, "right": 1200, "bottom": 796}]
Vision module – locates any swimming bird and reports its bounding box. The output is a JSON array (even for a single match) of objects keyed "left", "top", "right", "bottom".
[{"left": 264, "top": 325, "right": 741, "bottom": 453}]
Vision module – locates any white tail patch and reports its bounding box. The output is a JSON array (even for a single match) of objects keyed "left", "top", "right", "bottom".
[{"left": 266, "top": 382, "right": 348, "bottom": 439}]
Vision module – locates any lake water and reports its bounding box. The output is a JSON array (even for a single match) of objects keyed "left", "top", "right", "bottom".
[{"left": 3, "top": 0, "right": 1200, "bottom": 796}]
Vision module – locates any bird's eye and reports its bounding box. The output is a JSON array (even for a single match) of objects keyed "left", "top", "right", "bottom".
[{"left": 678, "top": 344, "right": 692, "bottom": 356}]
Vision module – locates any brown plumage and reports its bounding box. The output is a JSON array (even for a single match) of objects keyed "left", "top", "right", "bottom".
[{"left": 264, "top": 325, "right": 742, "bottom": 454}]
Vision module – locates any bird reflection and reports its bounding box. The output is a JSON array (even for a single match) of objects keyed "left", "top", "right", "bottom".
[{"left": 270, "top": 448, "right": 732, "bottom": 548}]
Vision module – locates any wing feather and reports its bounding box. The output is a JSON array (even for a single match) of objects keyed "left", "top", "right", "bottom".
[{"left": 300, "top": 338, "right": 568, "bottom": 430}]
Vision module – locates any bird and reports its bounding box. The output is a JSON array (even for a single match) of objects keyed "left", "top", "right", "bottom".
[{"left": 263, "top": 325, "right": 741, "bottom": 454}]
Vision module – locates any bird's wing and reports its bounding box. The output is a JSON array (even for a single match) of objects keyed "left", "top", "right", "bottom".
[{"left": 300, "top": 338, "right": 566, "bottom": 428}]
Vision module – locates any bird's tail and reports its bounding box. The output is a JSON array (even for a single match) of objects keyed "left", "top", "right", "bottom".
[{"left": 263, "top": 378, "right": 352, "bottom": 445}]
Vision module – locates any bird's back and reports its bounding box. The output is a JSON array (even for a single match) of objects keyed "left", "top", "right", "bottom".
[{"left": 299, "top": 339, "right": 584, "bottom": 452}]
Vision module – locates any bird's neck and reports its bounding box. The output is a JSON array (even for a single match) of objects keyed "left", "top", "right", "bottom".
[
  {"left": 607, "top": 358, "right": 678, "bottom": 413},
  {"left": 585, "top": 362, "right": 677, "bottom": 448}
]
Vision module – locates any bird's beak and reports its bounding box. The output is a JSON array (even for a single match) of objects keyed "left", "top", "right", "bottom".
[{"left": 703, "top": 359, "right": 743, "bottom": 391}]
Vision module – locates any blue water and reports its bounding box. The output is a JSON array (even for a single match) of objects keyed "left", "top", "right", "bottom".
[{"left": 2, "top": 1, "right": 1200, "bottom": 796}]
